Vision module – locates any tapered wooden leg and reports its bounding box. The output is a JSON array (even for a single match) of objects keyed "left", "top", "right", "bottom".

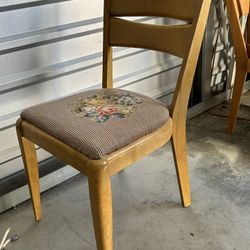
[
  {"left": 171, "top": 127, "right": 191, "bottom": 207},
  {"left": 88, "top": 169, "right": 113, "bottom": 250},
  {"left": 227, "top": 69, "right": 247, "bottom": 134},
  {"left": 16, "top": 121, "right": 41, "bottom": 221}
]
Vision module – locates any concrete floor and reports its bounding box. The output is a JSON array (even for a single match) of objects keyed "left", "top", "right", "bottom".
[{"left": 1, "top": 105, "right": 250, "bottom": 250}]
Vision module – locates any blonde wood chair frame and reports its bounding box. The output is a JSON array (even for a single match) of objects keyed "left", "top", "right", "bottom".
[
  {"left": 16, "top": 0, "right": 211, "bottom": 249},
  {"left": 227, "top": 0, "right": 250, "bottom": 134}
]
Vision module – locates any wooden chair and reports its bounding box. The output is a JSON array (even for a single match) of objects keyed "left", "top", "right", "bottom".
[
  {"left": 16, "top": 0, "right": 211, "bottom": 249},
  {"left": 226, "top": 0, "right": 250, "bottom": 134}
]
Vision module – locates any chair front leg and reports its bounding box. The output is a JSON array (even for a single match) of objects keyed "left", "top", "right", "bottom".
[
  {"left": 88, "top": 166, "right": 113, "bottom": 250},
  {"left": 16, "top": 121, "right": 41, "bottom": 221}
]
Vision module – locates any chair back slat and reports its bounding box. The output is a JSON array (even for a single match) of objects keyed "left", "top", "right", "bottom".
[
  {"left": 109, "top": 18, "right": 193, "bottom": 58},
  {"left": 110, "top": 0, "right": 198, "bottom": 21},
  {"left": 103, "top": 0, "right": 211, "bottom": 124}
]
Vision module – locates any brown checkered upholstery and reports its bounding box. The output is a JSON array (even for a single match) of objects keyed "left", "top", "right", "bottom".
[{"left": 21, "top": 89, "right": 169, "bottom": 159}]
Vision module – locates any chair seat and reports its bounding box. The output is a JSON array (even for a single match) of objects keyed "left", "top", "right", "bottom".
[{"left": 21, "top": 88, "right": 169, "bottom": 159}]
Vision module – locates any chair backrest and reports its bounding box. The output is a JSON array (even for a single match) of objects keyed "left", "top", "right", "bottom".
[
  {"left": 102, "top": 0, "right": 211, "bottom": 121},
  {"left": 226, "top": 0, "right": 250, "bottom": 64}
]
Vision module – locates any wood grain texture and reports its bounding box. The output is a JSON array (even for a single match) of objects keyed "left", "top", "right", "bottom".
[
  {"left": 102, "top": 0, "right": 113, "bottom": 88},
  {"left": 226, "top": 0, "right": 250, "bottom": 134},
  {"left": 16, "top": 119, "right": 41, "bottom": 221},
  {"left": 110, "top": 0, "right": 198, "bottom": 21},
  {"left": 170, "top": 0, "right": 211, "bottom": 207},
  {"left": 227, "top": 69, "right": 247, "bottom": 133},
  {"left": 247, "top": 5, "right": 250, "bottom": 45},
  {"left": 109, "top": 18, "right": 192, "bottom": 58},
  {"left": 107, "top": 118, "right": 172, "bottom": 175},
  {"left": 88, "top": 162, "right": 113, "bottom": 250},
  {"left": 16, "top": 0, "right": 212, "bottom": 248},
  {"left": 19, "top": 119, "right": 171, "bottom": 176},
  {"left": 237, "top": 0, "right": 250, "bottom": 16}
]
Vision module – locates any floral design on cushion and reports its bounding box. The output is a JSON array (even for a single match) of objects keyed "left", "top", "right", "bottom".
[{"left": 70, "top": 92, "right": 142, "bottom": 123}]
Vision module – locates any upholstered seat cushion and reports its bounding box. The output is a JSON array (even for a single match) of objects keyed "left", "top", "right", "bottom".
[{"left": 21, "top": 89, "right": 169, "bottom": 159}]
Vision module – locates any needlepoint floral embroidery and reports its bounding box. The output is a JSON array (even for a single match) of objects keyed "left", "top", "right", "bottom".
[{"left": 70, "top": 92, "right": 142, "bottom": 123}]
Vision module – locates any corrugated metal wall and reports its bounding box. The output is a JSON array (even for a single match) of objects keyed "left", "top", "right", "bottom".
[
  {"left": 1, "top": 0, "right": 241, "bottom": 213},
  {"left": 0, "top": 0, "right": 182, "bottom": 207}
]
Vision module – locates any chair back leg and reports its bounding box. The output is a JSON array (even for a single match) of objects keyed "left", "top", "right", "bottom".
[
  {"left": 171, "top": 128, "right": 191, "bottom": 207},
  {"left": 227, "top": 69, "right": 247, "bottom": 134}
]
